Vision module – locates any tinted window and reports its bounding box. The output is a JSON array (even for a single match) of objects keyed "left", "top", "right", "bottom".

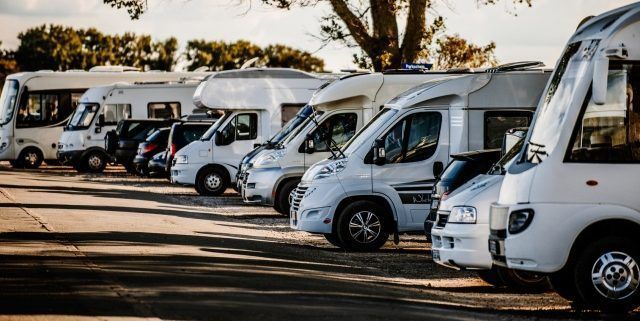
[
  {"left": 172, "top": 124, "right": 210, "bottom": 148},
  {"left": 382, "top": 112, "right": 441, "bottom": 164},
  {"left": 148, "top": 102, "right": 181, "bottom": 119},
  {"left": 311, "top": 113, "right": 358, "bottom": 152},
  {"left": 16, "top": 91, "right": 78, "bottom": 128},
  {"left": 121, "top": 122, "right": 160, "bottom": 140},
  {"left": 146, "top": 128, "right": 170, "bottom": 143},
  {"left": 484, "top": 111, "right": 531, "bottom": 149}
]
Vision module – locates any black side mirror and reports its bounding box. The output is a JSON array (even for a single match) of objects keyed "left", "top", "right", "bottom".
[
  {"left": 373, "top": 139, "right": 386, "bottom": 166},
  {"left": 253, "top": 143, "right": 261, "bottom": 148},
  {"left": 95, "top": 114, "right": 105, "bottom": 133},
  {"left": 214, "top": 131, "right": 223, "bottom": 145},
  {"left": 305, "top": 134, "right": 315, "bottom": 154},
  {"left": 433, "top": 161, "right": 444, "bottom": 177}
]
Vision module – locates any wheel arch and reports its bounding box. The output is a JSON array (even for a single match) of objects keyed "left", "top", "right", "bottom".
[
  {"left": 80, "top": 146, "right": 109, "bottom": 159},
  {"left": 16, "top": 144, "right": 44, "bottom": 160},
  {"left": 333, "top": 194, "right": 398, "bottom": 233},
  {"left": 273, "top": 175, "right": 302, "bottom": 200},
  {"left": 196, "top": 163, "right": 231, "bottom": 183},
  {"left": 567, "top": 219, "right": 640, "bottom": 267}
]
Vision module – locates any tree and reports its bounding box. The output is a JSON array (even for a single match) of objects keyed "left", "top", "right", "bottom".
[
  {"left": 0, "top": 41, "right": 19, "bottom": 86},
  {"left": 103, "top": 0, "right": 532, "bottom": 71},
  {"left": 433, "top": 34, "right": 497, "bottom": 70},
  {"left": 184, "top": 40, "right": 325, "bottom": 72}
]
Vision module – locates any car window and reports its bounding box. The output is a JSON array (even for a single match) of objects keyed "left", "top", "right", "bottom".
[{"left": 381, "top": 112, "right": 441, "bottom": 164}]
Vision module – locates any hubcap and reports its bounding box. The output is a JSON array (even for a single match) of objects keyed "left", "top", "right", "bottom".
[
  {"left": 88, "top": 155, "right": 102, "bottom": 169},
  {"left": 348, "top": 211, "right": 381, "bottom": 244},
  {"left": 592, "top": 251, "right": 640, "bottom": 300},
  {"left": 25, "top": 152, "right": 38, "bottom": 165},
  {"left": 205, "top": 173, "right": 221, "bottom": 190}
]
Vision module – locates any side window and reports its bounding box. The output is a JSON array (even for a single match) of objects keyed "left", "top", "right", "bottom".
[
  {"left": 219, "top": 113, "right": 258, "bottom": 145},
  {"left": 103, "top": 104, "right": 132, "bottom": 125},
  {"left": 312, "top": 113, "right": 358, "bottom": 152},
  {"left": 17, "top": 91, "right": 78, "bottom": 128},
  {"left": 148, "top": 102, "right": 181, "bottom": 119},
  {"left": 484, "top": 111, "right": 531, "bottom": 149},
  {"left": 381, "top": 112, "right": 442, "bottom": 164},
  {"left": 568, "top": 62, "right": 640, "bottom": 162}
]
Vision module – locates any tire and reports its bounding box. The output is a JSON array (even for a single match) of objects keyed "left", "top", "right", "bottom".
[
  {"left": 573, "top": 237, "right": 640, "bottom": 313},
  {"left": 335, "top": 200, "right": 390, "bottom": 251},
  {"left": 274, "top": 179, "right": 300, "bottom": 215},
  {"left": 82, "top": 151, "right": 106, "bottom": 173},
  {"left": 195, "top": 167, "right": 228, "bottom": 196},
  {"left": 498, "top": 266, "right": 551, "bottom": 292},
  {"left": 549, "top": 267, "right": 580, "bottom": 301},
  {"left": 477, "top": 266, "right": 506, "bottom": 287},
  {"left": 17, "top": 148, "right": 43, "bottom": 169},
  {"left": 323, "top": 233, "right": 344, "bottom": 248}
]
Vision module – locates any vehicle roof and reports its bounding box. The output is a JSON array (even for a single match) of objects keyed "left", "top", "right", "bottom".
[{"left": 450, "top": 149, "right": 501, "bottom": 161}]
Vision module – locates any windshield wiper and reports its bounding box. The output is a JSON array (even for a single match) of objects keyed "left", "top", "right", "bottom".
[{"left": 307, "top": 115, "right": 346, "bottom": 159}]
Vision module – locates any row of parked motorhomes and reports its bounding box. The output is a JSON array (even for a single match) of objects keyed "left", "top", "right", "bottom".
[{"left": 1, "top": 2, "right": 640, "bottom": 312}]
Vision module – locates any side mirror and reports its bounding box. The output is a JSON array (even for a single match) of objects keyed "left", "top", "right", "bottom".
[
  {"left": 433, "top": 161, "right": 444, "bottom": 177},
  {"left": 592, "top": 57, "right": 609, "bottom": 105},
  {"left": 373, "top": 139, "right": 386, "bottom": 166},
  {"left": 305, "top": 134, "right": 315, "bottom": 154},
  {"left": 214, "top": 131, "right": 223, "bottom": 145},
  {"left": 96, "top": 114, "right": 105, "bottom": 126},
  {"left": 253, "top": 143, "right": 261, "bottom": 148}
]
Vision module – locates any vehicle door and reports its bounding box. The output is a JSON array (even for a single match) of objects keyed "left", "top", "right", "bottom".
[
  {"left": 215, "top": 112, "right": 259, "bottom": 171},
  {"left": 371, "top": 108, "right": 450, "bottom": 231},
  {"left": 302, "top": 110, "right": 360, "bottom": 169},
  {"left": 90, "top": 104, "right": 132, "bottom": 149}
]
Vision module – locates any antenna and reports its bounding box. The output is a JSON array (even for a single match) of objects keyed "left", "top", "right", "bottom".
[{"left": 240, "top": 57, "right": 260, "bottom": 69}]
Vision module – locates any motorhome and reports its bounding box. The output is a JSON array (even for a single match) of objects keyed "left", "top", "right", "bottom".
[
  {"left": 57, "top": 81, "right": 205, "bottom": 172},
  {"left": 430, "top": 128, "right": 550, "bottom": 289},
  {"left": 170, "top": 68, "right": 330, "bottom": 196},
  {"left": 0, "top": 67, "right": 209, "bottom": 168},
  {"left": 488, "top": 3, "right": 640, "bottom": 312},
  {"left": 290, "top": 65, "right": 551, "bottom": 251},
  {"left": 242, "top": 70, "right": 471, "bottom": 215}
]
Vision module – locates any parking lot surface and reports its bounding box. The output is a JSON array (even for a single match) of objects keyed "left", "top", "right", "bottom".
[{"left": 0, "top": 164, "right": 632, "bottom": 320}]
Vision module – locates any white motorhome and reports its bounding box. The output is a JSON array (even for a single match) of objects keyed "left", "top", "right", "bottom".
[
  {"left": 57, "top": 81, "right": 205, "bottom": 172},
  {"left": 0, "top": 67, "right": 209, "bottom": 168},
  {"left": 242, "top": 71, "right": 470, "bottom": 215},
  {"left": 291, "top": 66, "right": 551, "bottom": 251},
  {"left": 170, "top": 68, "right": 330, "bottom": 195},
  {"left": 488, "top": 3, "right": 640, "bottom": 312}
]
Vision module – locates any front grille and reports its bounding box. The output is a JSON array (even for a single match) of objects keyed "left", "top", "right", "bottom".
[
  {"left": 489, "top": 204, "right": 509, "bottom": 230},
  {"left": 289, "top": 185, "right": 308, "bottom": 215},
  {"left": 435, "top": 210, "right": 450, "bottom": 228}
]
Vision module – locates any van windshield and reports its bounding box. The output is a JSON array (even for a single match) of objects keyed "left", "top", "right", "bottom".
[
  {"left": 0, "top": 80, "right": 19, "bottom": 126},
  {"left": 280, "top": 110, "right": 325, "bottom": 147},
  {"left": 201, "top": 111, "right": 232, "bottom": 141},
  {"left": 67, "top": 103, "right": 99, "bottom": 130},
  {"left": 342, "top": 108, "right": 398, "bottom": 156},
  {"left": 524, "top": 40, "right": 597, "bottom": 163},
  {"left": 269, "top": 104, "right": 313, "bottom": 144}
]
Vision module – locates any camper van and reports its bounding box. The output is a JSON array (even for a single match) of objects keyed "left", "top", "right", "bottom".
[
  {"left": 290, "top": 66, "right": 551, "bottom": 251},
  {"left": 488, "top": 3, "right": 640, "bottom": 312},
  {"left": 242, "top": 71, "right": 470, "bottom": 214},
  {"left": 57, "top": 81, "right": 205, "bottom": 172},
  {"left": 170, "top": 68, "right": 330, "bottom": 195},
  {"left": 0, "top": 67, "right": 209, "bottom": 168}
]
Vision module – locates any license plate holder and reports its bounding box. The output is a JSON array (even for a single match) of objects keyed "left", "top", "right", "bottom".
[{"left": 432, "top": 249, "right": 440, "bottom": 261}]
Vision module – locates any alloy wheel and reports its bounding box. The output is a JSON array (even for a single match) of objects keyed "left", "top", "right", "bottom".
[
  {"left": 348, "top": 211, "right": 381, "bottom": 244},
  {"left": 591, "top": 251, "right": 640, "bottom": 300}
]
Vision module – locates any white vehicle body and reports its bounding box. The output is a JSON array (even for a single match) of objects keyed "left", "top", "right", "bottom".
[
  {"left": 291, "top": 69, "right": 550, "bottom": 250},
  {"left": 488, "top": 3, "right": 640, "bottom": 310},
  {"left": 170, "top": 68, "right": 329, "bottom": 195},
  {"left": 0, "top": 67, "right": 209, "bottom": 168},
  {"left": 57, "top": 81, "right": 203, "bottom": 171},
  {"left": 242, "top": 71, "right": 465, "bottom": 212}
]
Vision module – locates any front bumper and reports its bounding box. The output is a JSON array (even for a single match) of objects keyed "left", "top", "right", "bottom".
[
  {"left": 57, "top": 149, "right": 83, "bottom": 165},
  {"left": 431, "top": 223, "right": 492, "bottom": 270},
  {"left": 132, "top": 155, "right": 150, "bottom": 172},
  {"left": 170, "top": 162, "right": 199, "bottom": 185},
  {"left": 289, "top": 181, "right": 345, "bottom": 234},
  {"left": 115, "top": 149, "right": 135, "bottom": 165},
  {"left": 241, "top": 167, "right": 284, "bottom": 205}
]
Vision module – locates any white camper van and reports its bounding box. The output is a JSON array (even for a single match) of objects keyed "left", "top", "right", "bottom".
[
  {"left": 291, "top": 66, "right": 551, "bottom": 251},
  {"left": 242, "top": 71, "right": 469, "bottom": 214},
  {"left": 57, "top": 81, "right": 205, "bottom": 172},
  {"left": 0, "top": 67, "right": 209, "bottom": 168},
  {"left": 170, "top": 68, "right": 330, "bottom": 195},
  {"left": 488, "top": 3, "right": 640, "bottom": 312}
]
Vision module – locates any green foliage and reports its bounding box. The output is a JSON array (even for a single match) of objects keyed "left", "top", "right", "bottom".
[
  {"left": 433, "top": 34, "right": 498, "bottom": 69},
  {"left": 185, "top": 40, "right": 325, "bottom": 72},
  {"left": 13, "top": 24, "right": 178, "bottom": 71}
]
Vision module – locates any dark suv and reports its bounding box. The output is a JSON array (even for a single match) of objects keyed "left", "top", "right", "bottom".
[
  {"left": 132, "top": 127, "right": 171, "bottom": 176},
  {"left": 106, "top": 119, "right": 179, "bottom": 173}
]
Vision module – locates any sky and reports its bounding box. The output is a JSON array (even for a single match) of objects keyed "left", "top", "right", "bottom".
[{"left": 0, "top": 0, "right": 637, "bottom": 72}]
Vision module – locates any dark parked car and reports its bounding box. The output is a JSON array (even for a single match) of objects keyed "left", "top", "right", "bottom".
[
  {"left": 148, "top": 151, "right": 169, "bottom": 177},
  {"left": 424, "top": 149, "right": 501, "bottom": 240},
  {"left": 132, "top": 127, "right": 171, "bottom": 176},
  {"left": 165, "top": 121, "right": 215, "bottom": 172},
  {"left": 105, "top": 119, "right": 179, "bottom": 173}
]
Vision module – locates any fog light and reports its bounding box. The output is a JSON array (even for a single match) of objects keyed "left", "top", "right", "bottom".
[{"left": 508, "top": 209, "right": 534, "bottom": 234}]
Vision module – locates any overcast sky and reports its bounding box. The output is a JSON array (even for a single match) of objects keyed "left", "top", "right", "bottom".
[{"left": 0, "top": 0, "right": 637, "bottom": 71}]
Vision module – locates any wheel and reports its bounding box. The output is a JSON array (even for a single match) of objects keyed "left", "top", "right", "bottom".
[
  {"left": 335, "top": 200, "right": 390, "bottom": 251},
  {"left": 549, "top": 267, "right": 580, "bottom": 301},
  {"left": 82, "top": 151, "right": 106, "bottom": 173},
  {"left": 323, "top": 233, "right": 344, "bottom": 248},
  {"left": 17, "top": 148, "right": 43, "bottom": 169},
  {"left": 477, "top": 266, "right": 506, "bottom": 287},
  {"left": 195, "top": 167, "right": 228, "bottom": 196},
  {"left": 274, "top": 179, "right": 300, "bottom": 215},
  {"left": 573, "top": 237, "right": 640, "bottom": 313},
  {"left": 498, "top": 266, "right": 551, "bottom": 292}
]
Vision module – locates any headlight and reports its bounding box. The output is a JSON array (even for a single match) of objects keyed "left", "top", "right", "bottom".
[
  {"left": 313, "top": 159, "right": 347, "bottom": 180},
  {"left": 253, "top": 150, "right": 286, "bottom": 168},
  {"left": 447, "top": 206, "right": 477, "bottom": 224},
  {"left": 508, "top": 209, "right": 534, "bottom": 234},
  {"left": 175, "top": 155, "right": 188, "bottom": 164}
]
